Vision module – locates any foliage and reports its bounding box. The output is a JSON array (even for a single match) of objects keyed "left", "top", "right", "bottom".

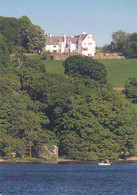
[
  {"left": 101, "top": 30, "right": 127, "bottom": 53},
  {"left": 0, "top": 16, "right": 20, "bottom": 53},
  {"left": 0, "top": 74, "right": 57, "bottom": 158},
  {"left": 0, "top": 15, "right": 46, "bottom": 53},
  {"left": 124, "top": 33, "right": 137, "bottom": 58},
  {"left": 12, "top": 46, "right": 27, "bottom": 69},
  {"left": 27, "top": 24, "right": 46, "bottom": 51},
  {"left": 18, "top": 15, "right": 32, "bottom": 51},
  {"left": 55, "top": 85, "right": 137, "bottom": 159},
  {"left": 101, "top": 30, "right": 137, "bottom": 59},
  {"left": 124, "top": 78, "right": 137, "bottom": 103},
  {"left": 63, "top": 55, "right": 107, "bottom": 84},
  {"left": 0, "top": 16, "right": 137, "bottom": 160},
  {"left": 0, "top": 38, "right": 10, "bottom": 69},
  {"left": 22, "top": 58, "right": 46, "bottom": 73},
  {"left": 41, "top": 51, "right": 53, "bottom": 60},
  {"left": 111, "top": 30, "right": 127, "bottom": 53}
]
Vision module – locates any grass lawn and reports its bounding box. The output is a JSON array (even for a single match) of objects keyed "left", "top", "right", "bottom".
[
  {"left": 21, "top": 55, "right": 137, "bottom": 88},
  {"left": 44, "top": 60, "right": 64, "bottom": 74},
  {"left": 43, "top": 58, "right": 137, "bottom": 88},
  {"left": 99, "top": 59, "right": 137, "bottom": 88},
  {"left": 27, "top": 55, "right": 64, "bottom": 74}
]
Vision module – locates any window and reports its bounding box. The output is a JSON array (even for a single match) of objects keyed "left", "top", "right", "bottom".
[
  {"left": 81, "top": 47, "right": 88, "bottom": 51},
  {"left": 88, "top": 43, "right": 92, "bottom": 45},
  {"left": 54, "top": 45, "right": 56, "bottom": 48}
]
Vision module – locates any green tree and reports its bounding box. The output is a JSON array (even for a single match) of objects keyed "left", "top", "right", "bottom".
[
  {"left": 112, "top": 30, "right": 127, "bottom": 53},
  {"left": 124, "top": 78, "right": 137, "bottom": 103},
  {"left": 12, "top": 46, "right": 27, "bottom": 69},
  {"left": 55, "top": 95, "right": 120, "bottom": 160},
  {"left": 63, "top": 55, "right": 107, "bottom": 84},
  {"left": 18, "top": 15, "right": 32, "bottom": 51},
  {"left": 124, "top": 33, "right": 137, "bottom": 58},
  {"left": 0, "top": 74, "right": 56, "bottom": 158},
  {"left": 0, "top": 39, "right": 10, "bottom": 70},
  {"left": 22, "top": 58, "right": 46, "bottom": 73},
  {"left": 0, "top": 16, "right": 20, "bottom": 53},
  {"left": 27, "top": 24, "right": 46, "bottom": 52}
]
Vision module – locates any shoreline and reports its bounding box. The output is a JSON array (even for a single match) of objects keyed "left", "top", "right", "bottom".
[
  {"left": 0, "top": 156, "right": 137, "bottom": 164},
  {"left": 0, "top": 158, "right": 79, "bottom": 164},
  {"left": 123, "top": 156, "right": 137, "bottom": 161}
]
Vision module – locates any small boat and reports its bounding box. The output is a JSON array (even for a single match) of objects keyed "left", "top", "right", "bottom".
[
  {"left": 98, "top": 162, "right": 111, "bottom": 166},
  {"left": 98, "top": 160, "right": 111, "bottom": 166}
]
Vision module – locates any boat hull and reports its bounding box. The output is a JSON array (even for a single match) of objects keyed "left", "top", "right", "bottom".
[{"left": 98, "top": 163, "right": 111, "bottom": 166}]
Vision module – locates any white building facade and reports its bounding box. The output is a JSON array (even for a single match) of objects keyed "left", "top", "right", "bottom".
[{"left": 45, "top": 32, "right": 96, "bottom": 56}]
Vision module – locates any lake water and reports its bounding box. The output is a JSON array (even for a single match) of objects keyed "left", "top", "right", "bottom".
[{"left": 0, "top": 163, "right": 137, "bottom": 194}]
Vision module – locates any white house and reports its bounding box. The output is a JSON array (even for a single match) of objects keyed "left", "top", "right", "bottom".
[{"left": 45, "top": 32, "right": 96, "bottom": 56}]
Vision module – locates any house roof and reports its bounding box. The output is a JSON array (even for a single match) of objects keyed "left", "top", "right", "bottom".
[
  {"left": 66, "top": 36, "right": 79, "bottom": 43},
  {"left": 46, "top": 34, "right": 88, "bottom": 45},
  {"left": 79, "top": 34, "right": 87, "bottom": 40},
  {"left": 46, "top": 36, "right": 64, "bottom": 45}
]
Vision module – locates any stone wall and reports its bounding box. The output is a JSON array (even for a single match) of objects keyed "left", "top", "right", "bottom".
[
  {"left": 49, "top": 52, "right": 125, "bottom": 60},
  {"left": 39, "top": 145, "right": 58, "bottom": 159},
  {"left": 52, "top": 52, "right": 79, "bottom": 60},
  {"left": 93, "top": 53, "right": 125, "bottom": 59}
]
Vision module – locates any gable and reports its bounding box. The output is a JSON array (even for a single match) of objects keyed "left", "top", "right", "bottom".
[
  {"left": 46, "top": 36, "right": 64, "bottom": 45},
  {"left": 82, "top": 34, "right": 95, "bottom": 44}
]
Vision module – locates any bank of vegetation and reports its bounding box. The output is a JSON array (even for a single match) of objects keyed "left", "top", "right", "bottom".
[
  {"left": 97, "top": 30, "right": 137, "bottom": 59},
  {"left": 0, "top": 16, "right": 137, "bottom": 161}
]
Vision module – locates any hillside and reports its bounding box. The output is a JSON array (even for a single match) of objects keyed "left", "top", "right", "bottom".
[{"left": 27, "top": 56, "right": 137, "bottom": 88}]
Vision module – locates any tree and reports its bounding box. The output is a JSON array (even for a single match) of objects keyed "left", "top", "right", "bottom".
[
  {"left": 13, "top": 46, "right": 27, "bottom": 69},
  {"left": 54, "top": 81, "right": 137, "bottom": 159},
  {"left": 0, "top": 39, "right": 10, "bottom": 69},
  {"left": 63, "top": 55, "right": 107, "bottom": 84},
  {"left": 124, "top": 33, "right": 137, "bottom": 58},
  {"left": 0, "top": 74, "right": 56, "bottom": 158},
  {"left": 22, "top": 58, "right": 46, "bottom": 73},
  {"left": 0, "top": 16, "right": 20, "bottom": 53},
  {"left": 18, "top": 15, "right": 32, "bottom": 51},
  {"left": 55, "top": 94, "right": 123, "bottom": 160},
  {"left": 23, "top": 111, "right": 41, "bottom": 158},
  {"left": 112, "top": 30, "right": 127, "bottom": 53},
  {"left": 124, "top": 78, "right": 137, "bottom": 103},
  {"left": 27, "top": 24, "right": 46, "bottom": 51}
]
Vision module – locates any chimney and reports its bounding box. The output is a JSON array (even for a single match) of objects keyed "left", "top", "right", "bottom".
[
  {"left": 63, "top": 33, "right": 66, "bottom": 44},
  {"left": 49, "top": 33, "right": 52, "bottom": 37}
]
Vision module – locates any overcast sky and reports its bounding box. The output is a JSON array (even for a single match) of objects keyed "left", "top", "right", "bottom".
[{"left": 0, "top": 0, "right": 137, "bottom": 46}]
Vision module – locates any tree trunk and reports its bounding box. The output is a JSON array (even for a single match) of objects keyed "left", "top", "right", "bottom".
[{"left": 29, "top": 142, "right": 32, "bottom": 158}]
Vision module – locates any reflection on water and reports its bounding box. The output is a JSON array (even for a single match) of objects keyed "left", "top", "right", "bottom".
[{"left": 0, "top": 163, "right": 137, "bottom": 194}]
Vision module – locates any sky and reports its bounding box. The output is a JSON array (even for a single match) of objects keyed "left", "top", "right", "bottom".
[{"left": 0, "top": 0, "right": 137, "bottom": 46}]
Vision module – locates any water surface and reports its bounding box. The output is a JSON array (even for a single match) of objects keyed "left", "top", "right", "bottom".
[{"left": 0, "top": 163, "right": 137, "bottom": 194}]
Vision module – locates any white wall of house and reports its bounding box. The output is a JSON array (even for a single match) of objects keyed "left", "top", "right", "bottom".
[
  {"left": 69, "top": 42, "right": 77, "bottom": 52},
  {"left": 60, "top": 42, "right": 65, "bottom": 53},
  {"left": 45, "top": 33, "right": 96, "bottom": 56},
  {"left": 77, "top": 40, "right": 82, "bottom": 54},
  {"left": 45, "top": 44, "right": 59, "bottom": 53},
  {"left": 81, "top": 34, "right": 96, "bottom": 56}
]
